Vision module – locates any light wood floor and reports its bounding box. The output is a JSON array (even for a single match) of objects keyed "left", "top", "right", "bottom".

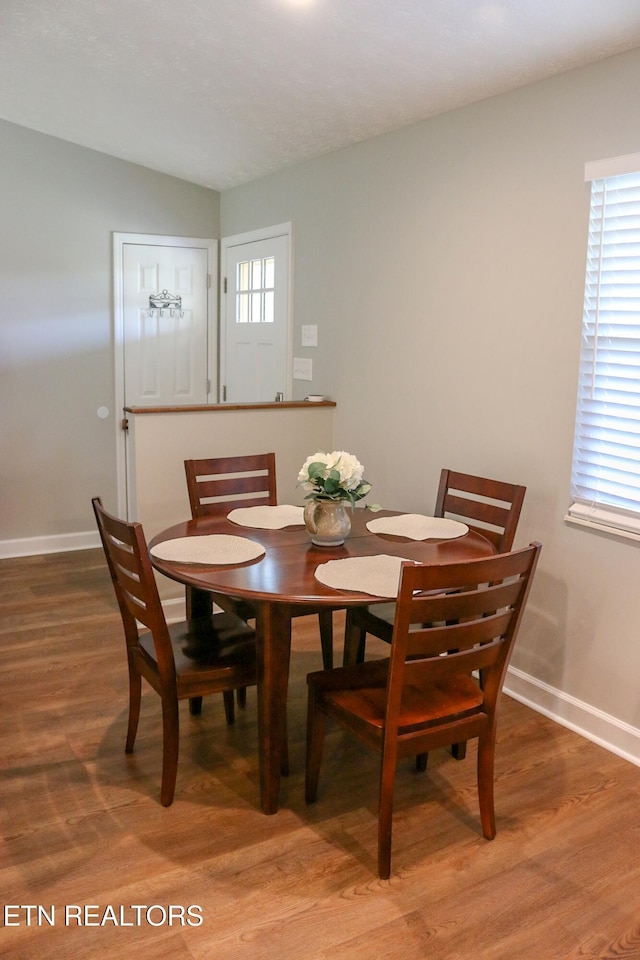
[{"left": 2, "top": 549, "right": 640, "bottom": 960}]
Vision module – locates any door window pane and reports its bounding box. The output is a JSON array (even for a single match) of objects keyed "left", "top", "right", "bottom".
[
  {"left": 251, "top": 259, "right": 262, "bottom": 289},
  {"left": 236, "top": 292, "right": 249, "bottom": 323},
  {"left": 237, "top": 261, "right": 249, "bottom": 292},
  {"left": 235, "top": 257, "right": 276, "bottom": 324},
  {"left": 264, "top": 257, "right": 275, "bottom": 288}
]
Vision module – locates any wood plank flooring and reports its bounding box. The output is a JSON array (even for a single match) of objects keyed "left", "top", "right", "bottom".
[{"left": 1, "top": 548, "right": 639, "bottom": 960}]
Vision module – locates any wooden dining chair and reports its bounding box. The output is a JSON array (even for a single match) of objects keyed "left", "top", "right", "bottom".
[
  {"left": 342, "top": 469, "right": 526, "bottom": 667},
  {"left": 306, "top": 542, "right": 541, "bottom": 879},
  {"left": 184, "top": 453, "right": 336, "bottom": 670},
  {"left": 92, "top": 497, "right": 258, "bottom": 807}
]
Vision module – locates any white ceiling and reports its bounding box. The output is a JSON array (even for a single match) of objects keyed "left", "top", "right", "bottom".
[{"left": 2, "top": 0, "right": 640, "bottom": 191}]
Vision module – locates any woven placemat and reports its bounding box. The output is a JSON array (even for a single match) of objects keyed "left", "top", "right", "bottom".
[
  {"left": 150, "top": 535, "right": 265, "bottom": 564},
  {"left": 366, "top": 514, "right": 468, "bottom": 540},
  {"left": 314, "top": 554, "right": 415, "bottom": 598},
  {"left": 227, "top": 505, "right": 304, "bottom": 529}
]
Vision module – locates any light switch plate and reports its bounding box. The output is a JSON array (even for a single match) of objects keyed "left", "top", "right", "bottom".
[
  {"left": 301, "top": 324, "right": 318, "bottom": 347},
  {"left": 293, "top": 357, "right": 313, "bottom": 381}
]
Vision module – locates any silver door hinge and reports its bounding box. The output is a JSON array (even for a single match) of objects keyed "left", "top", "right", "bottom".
[
  {"left": 206, "top": 379, "right": 211, "bottom": 395},
  {"left": 222, "top": 385, "right": 227, "bottom": 401},
  {"left": 223, "top": 277, "right": 227, "bottom": 294},
  {"left": 207, "top": 273, "right": 212, "bottom": 289}
]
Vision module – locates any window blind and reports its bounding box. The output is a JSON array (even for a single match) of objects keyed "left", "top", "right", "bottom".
[{"left": 569, "top": 169, "right": 640, "bottom": 536}]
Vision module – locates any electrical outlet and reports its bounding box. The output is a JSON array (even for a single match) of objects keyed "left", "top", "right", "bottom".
[
  {"left": 293, "top": 357, "right": 313, "bottom": 381},
  {"left": 301, "top": 324, "right": 318, "bottom": 347}
]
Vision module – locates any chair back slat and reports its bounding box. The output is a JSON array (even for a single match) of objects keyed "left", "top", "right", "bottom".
[
  {"left": 195, "top": 473, "right": 275, "bottom": 504},
  {"left": 405, "top": 637, "right": 503, "bottom": 684},
  {"left": 407, "top": 577, "right": 527, "bottom": 629},
  {"left": 405, "top": 608, "right": 514, "bottom": 659},
  {"left": 185, "top": 453, "right": 277, "bottom": 518},
  {"left": 434, "top": 469, "right": 526, "bottom": 551}
]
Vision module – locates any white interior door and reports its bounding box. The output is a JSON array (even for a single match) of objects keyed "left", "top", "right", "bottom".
[
  {"left": 221, "top": 226, "right": 291, "bottom": 403},
  {"left": 123, "top": 243, "right": 210, "bottom": 406},
  {"left": 114, "top": 233, "right": 217, "bottom": 518}
]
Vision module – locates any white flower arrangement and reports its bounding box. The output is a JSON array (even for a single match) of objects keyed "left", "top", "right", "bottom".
[{"left": 297, "top": 451, "right": 372, "bottom": 506}]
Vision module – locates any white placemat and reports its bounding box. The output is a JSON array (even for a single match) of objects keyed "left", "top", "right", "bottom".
[
  {"left": 366, "top": 514, "right": 468, "bottom": 540},
  {"left": 227, "top": 504, "right": 305, "bottom": 529},
  {"left": 150, "top": 535, "right": 265, "bottom": 565},
  {"left": 314, "top": 555, "right": 416, "bottom": 598}
]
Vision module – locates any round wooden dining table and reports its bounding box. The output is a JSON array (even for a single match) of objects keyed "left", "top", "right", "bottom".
[{"left": 149, "top": 508, "right": 494, "bottom": 815}]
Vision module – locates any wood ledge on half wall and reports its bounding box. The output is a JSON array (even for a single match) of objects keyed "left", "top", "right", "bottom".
[{"left": 124, "top": 400, "right": 336, "bottom": 414}]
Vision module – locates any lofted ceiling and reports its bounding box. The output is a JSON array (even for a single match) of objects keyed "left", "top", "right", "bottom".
[{"left": 2, "top": 0, "right": 640, "bottom": 191}]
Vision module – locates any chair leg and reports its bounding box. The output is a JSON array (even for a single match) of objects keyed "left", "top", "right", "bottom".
[
  {"left": 318, "top": 610, "right": 334, "bottom": 669},
  {"left": 160, "top": 698, "right": 180, "bottom": 807},
  {"left": 223, "top": 690, "right": 235, "bottom": 724},
  {"left": 343, "top": 609, "right": 367, "bottom": 666},
  {"left": 280, "top": 704, "right": 290, "bottom": 777},
  {"left": 189, "top": 696, "right": 203, "bottom": 716},
  {"left": 451, "top": 741, "right": 467, "bottom": 760},
  {"left": 415, "top": 753, "right": 428, "bottom": 772},
  {"left": 236, "top": 687, "right": 247, "bottom": 708},
  {"left": 477, "top": 730, "right": 496, "bottom": 840},
  {"left": 305, "top": 691, "right": 326, "bottom": 803},
  {"left": 125, "top": 665, "right": 142, "bottom": 753},
  {"left": 378, "top": 749, "right": 397, "bottom": 880}
]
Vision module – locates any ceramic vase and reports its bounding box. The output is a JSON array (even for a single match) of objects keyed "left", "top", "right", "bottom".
[{"left": 303, "top": 499, "right": 352, "bottom": 546}]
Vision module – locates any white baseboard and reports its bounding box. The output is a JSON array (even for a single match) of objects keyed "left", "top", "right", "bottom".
[
  {"left": 162, "top": 596, "right": 226, "bottom": 622},
  {"left": 0, "top": 530, "right": 101, "bottom": 559},
  {"left": 504, "top": 665, "right": 640, "bottom": 768},
  {"left": 162, "top": 596, "right": 187, "bottom": 622}
]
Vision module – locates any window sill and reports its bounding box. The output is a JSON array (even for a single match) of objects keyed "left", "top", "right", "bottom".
[{"left": 564, "top": 513, "right": 640, "bottom": 544}]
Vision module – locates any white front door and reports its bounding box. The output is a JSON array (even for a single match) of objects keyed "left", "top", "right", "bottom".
[
  {"left": 122, "top": 242, "right": 210, "bottom": 406},
  {"left": 221, "top": 225, "right": 291, "bottom": 403}
]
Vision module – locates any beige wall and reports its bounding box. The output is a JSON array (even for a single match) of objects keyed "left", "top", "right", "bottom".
[
  {"left": 0, "top": 119, "right": 220, "bottom": 549},
  {"left": 220, "top": 49, "right": 640, "bottom": 759}
]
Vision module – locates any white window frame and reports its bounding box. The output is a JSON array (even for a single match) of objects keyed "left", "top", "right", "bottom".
[{"left": 567, "top": 153, "right": 640, "bottom": 541}]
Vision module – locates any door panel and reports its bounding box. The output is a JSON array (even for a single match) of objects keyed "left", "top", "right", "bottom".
[
  {"left": 123, "top": 244, "right": 209, "bottom": 406},
  {"left": 221, "top": 232, "right": 290, "bottom": 403}
]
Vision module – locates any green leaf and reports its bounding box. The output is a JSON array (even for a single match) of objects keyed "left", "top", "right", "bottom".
[{"left": 308, "top": 461, "right": 327, "bottom": 480}]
